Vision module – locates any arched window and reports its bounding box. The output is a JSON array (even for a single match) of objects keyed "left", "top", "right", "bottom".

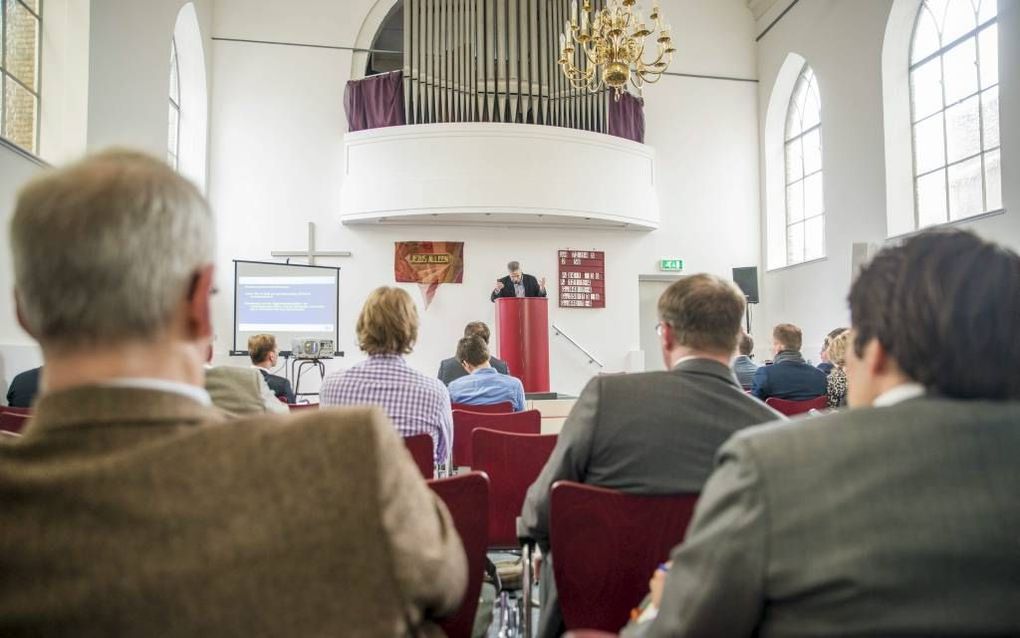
[
  {"left": 783, "top": 64, "right": 825, "bottom": 266},
  {"left": 1, "top": 0, "right": 42, "bottom": 155},
  {"left": 168, "top": 37, "right": 181, "bottom": 170},
  {"left": 910, "top": 0, "right": 1000, "bottom": 227}
]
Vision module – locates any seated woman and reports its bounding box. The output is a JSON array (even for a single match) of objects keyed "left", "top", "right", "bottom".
[
  {"left": 826, "top": 330, "right": 850, "bottom": 409},
  {"left": 319, "top": 287, "right": 453, "bottom": 466}
]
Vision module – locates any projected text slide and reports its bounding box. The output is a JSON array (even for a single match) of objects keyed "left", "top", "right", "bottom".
[{"left": 237, "top": 276, "right": 336, "bottom": 332}]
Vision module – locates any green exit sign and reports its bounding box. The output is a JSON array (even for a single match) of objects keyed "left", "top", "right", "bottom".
[{"left": 659, "top": 258, "right": 684, "bottom": 272}]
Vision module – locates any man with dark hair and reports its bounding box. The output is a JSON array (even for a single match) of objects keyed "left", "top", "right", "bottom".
[
  {"left": 521, "top": 274, "right": 782, "bottom": 638},
  {"left": 751, "top": 323, "right": 827, "bottom": 401},
  {"left": 491, "top": 260, "right": 546, "bottom": 301},
  {"left": 447, "top": 335, "right": 525, "bottom": 411},
  {"left": 732, "top": 333, "right": 757, "bottom": 390},
  {"left": 437, "top": 321, "right": 509, "bottom": 385},
  {"left": 625, "top": 230, "right": 1020, "bottom": 637},
  {"left": 816, "top": 326, "right": 848, "bottom": 375}
]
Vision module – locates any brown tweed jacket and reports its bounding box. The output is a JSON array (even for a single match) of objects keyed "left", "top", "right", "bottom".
[{"left": 0, "top": 386, "right": 467, "bottom": 637}]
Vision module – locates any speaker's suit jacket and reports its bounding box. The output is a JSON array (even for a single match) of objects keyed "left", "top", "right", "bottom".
[
  {"left": 490, "top": 273, "right": 546, "bottom": 302},
  {"left": 5, "top": 366, "right": 41, "bottom": 408},
  {"left": 437, "top": 356, "right": 509, "bottom": 386},
  {"left": 0, "top": 386, "right": 467, "bottom": 637},
  {"left": 626, "top": 396, "right": 1020, "bottom": 637},
  {"left": 520, "top": 358, "right": 782, "bottom": 638}
]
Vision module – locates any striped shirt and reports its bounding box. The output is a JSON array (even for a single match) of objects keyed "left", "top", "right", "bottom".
[{"left": 320, "top": 354, "right": 452, "bottom": 464}]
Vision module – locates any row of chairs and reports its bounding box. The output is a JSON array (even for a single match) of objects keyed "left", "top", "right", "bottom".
[
  {"left": 0, "top": 406, "right": 31, "bottom": 435},
  {"left": 429, "top": 466, "right": 700, "bottom": 637}
]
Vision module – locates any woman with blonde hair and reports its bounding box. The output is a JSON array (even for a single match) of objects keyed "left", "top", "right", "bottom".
[
  {"left": 826, "top": 330, "right": 851, "bottom": 408},
  {"left": 319, "top": 287, "right": 452, "bottom": 466}
]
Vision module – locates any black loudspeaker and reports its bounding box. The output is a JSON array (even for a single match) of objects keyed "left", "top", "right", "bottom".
[{"left": 732, "top": 267, "right": 759, "bottom": 304}]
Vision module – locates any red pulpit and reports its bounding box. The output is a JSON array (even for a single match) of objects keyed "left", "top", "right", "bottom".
[{"left": 494, "top": 297, "right": 550, "bottom": 393}]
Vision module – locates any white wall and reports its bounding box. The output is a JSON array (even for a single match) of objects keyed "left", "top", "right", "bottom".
[
  {"left": 86, "top": 0, "right": 213, "bottom": 160},
  {"left": 756, "top": 0, "right": 1020, "bottom": 361},
  {"left": 207, "top": 0, "right": 763, "bottom": 396}
]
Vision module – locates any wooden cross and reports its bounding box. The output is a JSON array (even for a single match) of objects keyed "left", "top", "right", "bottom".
[{"left": 270, "top": 222, "right": 352, "bottom": 265}]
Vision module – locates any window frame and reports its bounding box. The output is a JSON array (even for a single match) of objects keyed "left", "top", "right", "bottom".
[
  {"left": 168, "top": 36, "right": 181, "bottom": 170},
  {"left": 781, "top": 63, "right": 826, "bottom": 268},
  {"left": 0, "top": 0, "right": 43, "bottom": 156},
  {"left": 908, "top": 0, "right": 1000, "bottom": 229}
]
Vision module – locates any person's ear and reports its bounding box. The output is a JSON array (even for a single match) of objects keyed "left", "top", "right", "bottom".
[
  {"left": 184, "top": 264, "right": 216, "bottom": 342},
  {"left": 863, "top": 337, "right": 891, "bottom": 377},
  {"left": 13, "top": 291, "right": 37, "bottom": 340}
]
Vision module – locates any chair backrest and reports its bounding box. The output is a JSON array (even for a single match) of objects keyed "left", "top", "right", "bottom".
[
  {"left": 427, "top": 472, "right": 489, "bottom": 638},
  {"left": 287, "top": 402, "right": 319, "bottom": 412},
  {"left": 451, "top": 401, "right": 514, "bottom": 414},
  {"left": 452, "top": 409, "right": 540, "bottom": 468},
  {"left": 472, "top": 428, "right": 557, "bottom": 547},
  {"left": 403, "top": 434, "right": 435, "bottom": 479},
  {"left": 765, "top": 395, "right": 828, "bottom": 416},
  {"left": 0, "top": 410, "right": 30, "bottom": 434},
  {"left": 550, "top": 481, "right": 699, "bottom": 633}
]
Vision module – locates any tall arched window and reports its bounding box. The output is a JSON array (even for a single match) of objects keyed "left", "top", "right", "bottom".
[
  {"left": 910, "top": 0, "right": 1000, "bottom": 227},
  {"left": 1, "top": 0, "right": 42, "bottom": 155},
  {"left": 168, "top": 37, "right": 181, "bottom": 170},
  {"left": 783, "top": 64, "right": 825, "bottom": 266}
]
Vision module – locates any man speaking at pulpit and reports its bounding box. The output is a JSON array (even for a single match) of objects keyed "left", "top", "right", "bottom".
[{"left": 491, "top": 261, "right": 547, "bottom": 302}]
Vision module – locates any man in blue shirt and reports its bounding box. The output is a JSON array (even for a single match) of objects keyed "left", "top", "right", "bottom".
[
  {"left": 447, "top": 336, "right": 525, "bottom": 411},
  {"left": 751, "top": 323, "right": 827, "bottom": 401}
]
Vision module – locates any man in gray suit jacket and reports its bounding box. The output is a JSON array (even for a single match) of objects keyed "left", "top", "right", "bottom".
[
  {"left": 520, "top": 274, "right": 781, "bottom": 638},
  {"left": 438, "top": 320, "right": 509, "bottom": 386},
  {"left": 626, "top": 229, "right": 1020, "bottom": 637}
]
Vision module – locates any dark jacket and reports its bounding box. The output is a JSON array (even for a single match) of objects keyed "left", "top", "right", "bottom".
[
  {"left": 258, "top": 369, "right": 296, "bottom": 404},
  {"left": 751, "top": 351, "right": 828, "bottom": 401},
  {"left": 491, "top": 274, "right": 546, "bottom": 302},
  {"left": 437, "top": 356, "right": 509, "bottom": 386},
  {"left": 6, "top": 366, "right": 41, "bottom": 408}
]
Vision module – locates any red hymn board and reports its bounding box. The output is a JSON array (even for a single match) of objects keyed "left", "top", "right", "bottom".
[{"left": 558, "top": 250, "right": 605, "bottom": 308}]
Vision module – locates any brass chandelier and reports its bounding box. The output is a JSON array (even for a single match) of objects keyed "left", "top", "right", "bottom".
[{"left": 559, "top": 0, "right": 675, "bottom": 99}]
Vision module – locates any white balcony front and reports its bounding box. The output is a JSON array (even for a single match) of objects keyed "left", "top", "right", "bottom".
[{"left": 340, "top": 123, "right": 658, "bottom": 230}]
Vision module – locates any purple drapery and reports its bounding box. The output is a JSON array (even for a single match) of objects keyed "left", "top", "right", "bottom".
[
  {"left": 343, "top": 70, "right": 406, "bottom": 132},
  {"left": 608, "top": 92, "right": 645, "bottom": 144}
]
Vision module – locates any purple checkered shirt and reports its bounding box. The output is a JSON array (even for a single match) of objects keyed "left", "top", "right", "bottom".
[{"left": 320, "top": 354, "right": 453, "bottom": 464}]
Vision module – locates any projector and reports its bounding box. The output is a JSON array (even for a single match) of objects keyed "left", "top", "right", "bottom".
[{"left": 292, "top": 338, "right": 336, "bottom": 359}]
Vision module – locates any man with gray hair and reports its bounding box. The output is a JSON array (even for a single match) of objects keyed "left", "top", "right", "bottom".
[
  {"left": 491, "top": 260, "right": 546, "bottom": 301},
  {"left": 0, "top": 150, "right": 467, "bottom": 635}
]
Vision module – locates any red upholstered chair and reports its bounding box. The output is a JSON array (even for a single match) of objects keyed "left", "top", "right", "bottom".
[
  {"left": 287, "top": 402, "right": 319, "bottom": 412},
  {"left": 428, "top": 472, "right": 490, "bottom": 638},
  {"left": 404, "top": 434, "right": 435, "bottom": 479},
  {"left": 765, "top": 395, "right": 828, "bottom": 416},
  {"left": 452, "top": 409, "right": 541, "bottom": 469},
  {"left": 0, "top": 408, "right": 31, "bottom": 434},
  {"left": 549, "top": 481, "right": 700, "bottom": 633},
  {"left": 471, "top": 429, "right": 558, "bottom": 548},
  {"left": 451, "top": 401, "right": 514, "bottom": 414}
]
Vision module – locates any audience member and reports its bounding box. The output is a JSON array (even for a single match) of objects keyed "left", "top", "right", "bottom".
[
  {"left": 520, "top": 274, "right": 782, "bottom": 638},
  {"left": 825, "top": 329, "right": 850, "bottom": 408},
  {"left": 6, "top": 365, "right": 41, "bottom": 408},
  {"left": 0, "top": 150, "right": 466, "bottom": 635},
  {"left": 731, "top": 333, "right": 758, "bottom": 390},
  {"left": 751, "top": 323, "right": 827, "bottom": 401},
  {"left": 447, "top": 335, "right": 525, "bottom": 411},
  {"left": 438, "top": 321, "right": 509, "bottom": 385},
  {"left": 816, "top": 326, "right": 847, "bottom": 375},
  {"left": 320, "top": 286, "right": 453, "bottom": 465},
  {"left": 203, "top": 343, "right": 289, "bottom": 416},
  {"left": 624, "top": 229, "right": 1020, "bottom": 637},
  {"left": 248, "top": 334, "right": 296, "bottom": 404}
]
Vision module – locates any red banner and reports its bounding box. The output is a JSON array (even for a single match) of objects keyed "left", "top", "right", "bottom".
[
  {"left": 558, "top": 249, "right": 605, "bottom": 308},
  {"left": 394, "top": 241, "right": 465, "bottom": 283}
]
